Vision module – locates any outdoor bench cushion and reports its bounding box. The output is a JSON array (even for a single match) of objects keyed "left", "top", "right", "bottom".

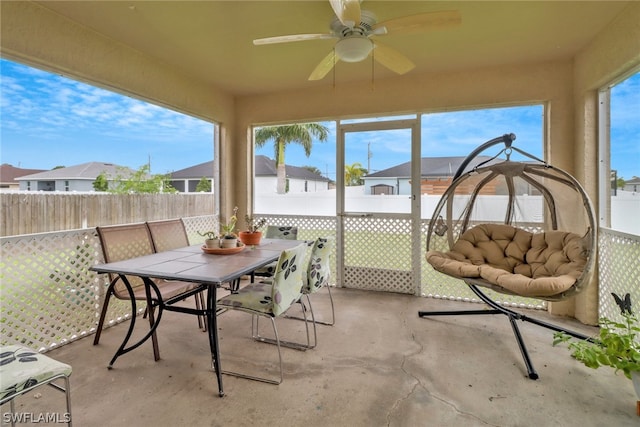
[{"left": 426, "top": 223, "right": 589, "bottom": 297}]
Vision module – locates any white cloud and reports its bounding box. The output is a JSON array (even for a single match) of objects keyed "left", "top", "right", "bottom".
[{"left": 1, "top": 59, "right": 214, "bottom": 171}]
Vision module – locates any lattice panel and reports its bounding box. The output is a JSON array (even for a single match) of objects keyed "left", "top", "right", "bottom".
[
  {"left": 2, "top": 215, "right": 636, "bottom": 354},
  {"left": 345, "top": 266, "right": 413, "bottom": 293},
  {"left": 182, "top": 215, "right": 218, "bottom": 245},
  {"left": 598, "top": 228, "right": 640, "bottom": 320},
  {"left": 342, "top": 216, "right": 414, "bottom": 293},
  {"left": 0, "top": 229, "right": 135, "bottom": 352}
]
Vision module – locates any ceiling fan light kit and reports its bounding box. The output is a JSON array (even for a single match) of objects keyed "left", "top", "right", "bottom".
[{"left": 335, "top": 36, "right": 373, "bottom": 62}]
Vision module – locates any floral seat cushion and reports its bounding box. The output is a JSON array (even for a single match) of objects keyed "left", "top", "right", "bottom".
[
  {"left": 218, "top": 282, "right": 275, "bottom": 315},
  {"left": 0, "top": 345, "right": 72, "bottom": 402}
]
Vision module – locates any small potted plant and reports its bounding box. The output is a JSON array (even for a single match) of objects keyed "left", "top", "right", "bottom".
[
  {"left": 198, "top": 230, "right": 219, "bottom": 248},
  {"left": 238, "top": 214, "right": 267, "bottom": 246},
  {"left": 219, "top": 206, "right": 239, "bottom": 248},
  {"left": 553, "top": 293, "right": 640, "bottom": 410}
]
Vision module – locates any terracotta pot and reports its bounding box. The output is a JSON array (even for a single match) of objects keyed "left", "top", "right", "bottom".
[
  {"left": 633, "top": 371, "right": 640, "bottom": 416},
  {"left": 632, "top": 371, "right": 640, "bottom": 399},
  {"left": 238, "top": 231, "right": 262, "bottom": 246}
]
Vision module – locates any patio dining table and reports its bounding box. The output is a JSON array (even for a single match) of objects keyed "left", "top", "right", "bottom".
[{"left": 90, "top": 238, "right": 303, "bottom": 397}]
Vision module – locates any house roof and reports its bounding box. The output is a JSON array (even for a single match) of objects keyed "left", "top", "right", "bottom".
[
  {"left": 0, "top": 164, "right": 47, "bottom": 183},
  {"left": 625, "top": 176, "right": 640, "bottom": 184},
  {"left": 169, "top": 161, "right": 214, "bottom": 179},
  {"left": 366, "top": 156, "right": 495, "bottom": 179},
  {"left": 16, "top": 162, "right": 132, "bottom": 181},
  {"left": 255, "top": 155, "right": 330, "bottom": 182},
  {"left": 171, "top": 156, "right": 330, "bottom": 182}
]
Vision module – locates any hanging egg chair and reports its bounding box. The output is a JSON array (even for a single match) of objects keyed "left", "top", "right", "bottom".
[{"left": 419, "top": 133, "right": 597, "bottom": 379}]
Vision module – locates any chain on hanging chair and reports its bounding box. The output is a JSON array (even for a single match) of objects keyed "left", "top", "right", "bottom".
[{"left": 419, "top": 133, "right": 597, "bottom": 380}]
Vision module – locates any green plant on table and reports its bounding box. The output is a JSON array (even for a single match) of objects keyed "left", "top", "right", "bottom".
[
  {"left": 553, "top": 293, "right": 640, "bottom": 379},
  {"left": 244, "top": 214, "right": 267, "bottom": 233},
  {"left": 221, "top": 206, "right": 239, "bottom": 238},
  {"left": 197, "top": 230, "right": 218, "bottom": 240}
]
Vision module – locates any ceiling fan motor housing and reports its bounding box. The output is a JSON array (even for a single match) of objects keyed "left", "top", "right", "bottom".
[{"left": 331, "top": 9, "right": 377, "bottom": 35}]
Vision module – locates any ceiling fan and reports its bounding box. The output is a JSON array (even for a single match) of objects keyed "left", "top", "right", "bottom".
[{"left": 253, "top": 0, "right": 461, "bottom": 81}]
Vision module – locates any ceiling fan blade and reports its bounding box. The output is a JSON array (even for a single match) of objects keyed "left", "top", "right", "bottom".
[
  {"left": 329, "top": 0, "right": 361, "bottom": 28},
  {"left": 253, "top": 33, "right": 336, "bottom": 45},
  {"left": 372, "top": 41, "right": 415, "bottom": 75},
  {"left": 373, "top": 10, "right": 461, "bottom": 36},
  {"left": 308, "top": 50, "right": 337, "bottom": 81}
]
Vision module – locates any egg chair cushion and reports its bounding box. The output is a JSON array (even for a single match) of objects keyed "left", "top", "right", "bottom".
[{"left": 426, "top": 223, "right": 589, "bottom": 298}]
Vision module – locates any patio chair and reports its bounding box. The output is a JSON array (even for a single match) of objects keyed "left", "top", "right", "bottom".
[
  {"left": 94, "top": 223, "right": 204, "bottom": 361},
  {"left": 252, "top": 225, "right": 298, "bottom": 282},
  {"left": 286, "top": 236, "right": 336, "bottom": 328},
  {"left": 418, "top": 134, "right": 597, "bottom": 380},
  {"left": 146, "top": 218, "right": 207, "bottom": 331},
  {"left": 217, "top": 243, "right": 310, "bottom": 384},
  {"left": 0, "top": 345, "right": 72, "bottom": 427}
]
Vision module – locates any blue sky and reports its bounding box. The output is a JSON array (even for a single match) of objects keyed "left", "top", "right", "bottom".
[
  {"left": 1, "top": 58, "right": 638, "bottom": 180},
  {"left": 1, "top": 59, "right": 214, "bottom": 174}
]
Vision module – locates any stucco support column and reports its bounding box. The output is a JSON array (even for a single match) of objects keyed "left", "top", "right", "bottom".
[
  {"left": 548, "top": 90, "right": 600, "bottom": 326},
  {"left": 222, "top": 114, "right": 254, "bottom": 231}
]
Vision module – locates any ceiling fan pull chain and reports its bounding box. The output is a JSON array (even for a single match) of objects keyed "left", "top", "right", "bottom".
[
  {"left": 332, "top": 48, "right": 336, "bottom": 90},
  {"left": 371, "top": 48, "right": 375, "bottom": 91}
]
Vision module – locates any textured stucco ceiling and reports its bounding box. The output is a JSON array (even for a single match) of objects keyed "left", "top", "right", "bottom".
[{"left": 34, "top": 1, "right": 630, "bottom": 96}]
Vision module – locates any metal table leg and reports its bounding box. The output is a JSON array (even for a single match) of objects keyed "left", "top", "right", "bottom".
[
  {"left": 206, "top": 283, "right": 224, "bottom": 397},
  {"left": 108, "top": 276, "right": 163, "bottom": 368}
]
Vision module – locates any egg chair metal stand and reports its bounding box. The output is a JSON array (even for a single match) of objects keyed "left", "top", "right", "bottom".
[{"left": 418, "top": 133, "right": 597, "bottom": 380}]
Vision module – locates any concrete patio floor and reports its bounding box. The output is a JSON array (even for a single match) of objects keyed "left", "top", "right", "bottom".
[{"left": 8, "top": 287, "right": 639, "bottom": 427}]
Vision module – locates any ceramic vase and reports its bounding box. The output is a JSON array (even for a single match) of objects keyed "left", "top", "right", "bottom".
[
  {"left": 221, "top": 237, "right": 237, "bottom": 248},
  {"left": 205, "top": 239, "right": 219, "bottom": 249}
]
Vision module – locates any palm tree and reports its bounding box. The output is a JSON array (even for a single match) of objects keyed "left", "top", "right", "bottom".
[
  {"left": 345, "top": 162, "right": 368, "bottom": 186},
  {"left": 255, "top": 123, "right": 329, "bottom": 194}
]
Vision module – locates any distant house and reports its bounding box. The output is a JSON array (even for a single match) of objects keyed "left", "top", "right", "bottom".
[
  {"left": 363, "top": 156, "right": 495, "bottom": 196},
  {"left": 16, "top": 162, "right": 132, "bottom": 192},
  {"left": 169, "top": 160, "right": 213, "bottom": 193},
  {"left": 168, "top": 161, "right": 214, "bottom": 192},
  {"left": 254, "top": 155, "right": 330, "bottom": 193},
  {"left": 170, "top": 155, "right": 330, "bottom": 193},
  {"left": 623, "top": 176, "right": 640, "bottom": 192},
  {"left": 0, "top": 164, "right": 46, "bottom": 191}
]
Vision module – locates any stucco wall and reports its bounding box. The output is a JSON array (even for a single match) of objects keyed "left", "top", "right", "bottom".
[{"left": 566, "top": 1, "right": 640, "bottom": 324}]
